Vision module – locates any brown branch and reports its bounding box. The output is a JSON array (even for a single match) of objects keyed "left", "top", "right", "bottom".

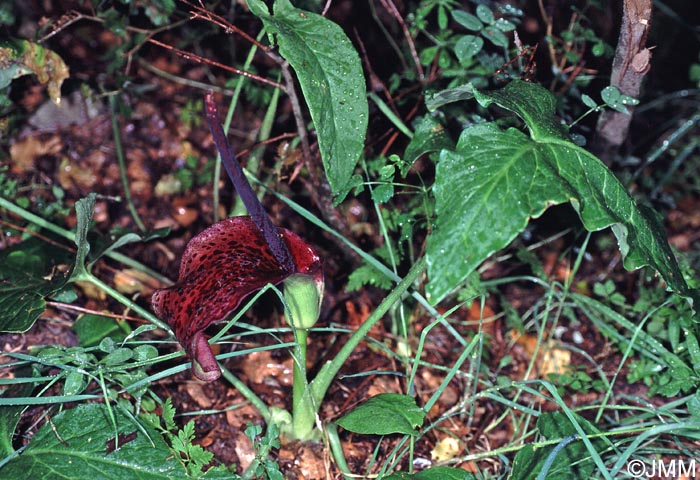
[
  {"left": 378, "top": 0, "right": 424, "bottom": 79},
  {"left": 591, "top": 0, "right": 653, "bottom": 163},
  {"left": 46, "top": 301, "right": 148, "bottom": 324},
  {"left": 147, "top": 38, "right": 283, "bottom": 89},
  {"left": 182, "top": 0, "right": 269, "bottom": 51}
]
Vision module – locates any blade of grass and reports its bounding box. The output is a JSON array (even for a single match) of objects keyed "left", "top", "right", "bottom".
[{"left": 109, "top": 94, "right": 146, "bottom": 232}]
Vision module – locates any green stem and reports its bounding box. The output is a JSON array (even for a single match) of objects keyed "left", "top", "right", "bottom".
[
  {"left": 109, "top": 95, "right": 147, "bottom": 232},
  {"left": 325, "top": 422, "right": 353, "bottom": 479},
  {"left": 290, "top": 328, "right": 316, "bottom": 440},
  {"left": 292, "top": 328, "right": 308, "bottom": 411},
  {"left": 308, "top": 258, "right": 426, "bottom": 421},
  {"left": 85, "top": 273, "right": 170, "bottom": 333},
  {"left": 368, "top": 92, "right": 413, "bottom": 138},
  {"left": 0, "top": 196, "right": 172, "bottom": 285},
  {"left": 219, "top": 365, "right": 271, "bottom": 423}
]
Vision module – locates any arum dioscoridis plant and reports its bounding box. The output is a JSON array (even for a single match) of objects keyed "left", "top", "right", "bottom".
[
  {"left": 152, "top": 93, "right": 425, "bottom": 441},
  {"left": 152, "top": 92, "right": 324, "bottom": 383}
]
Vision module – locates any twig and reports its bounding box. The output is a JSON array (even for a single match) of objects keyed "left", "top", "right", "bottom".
[
  {"left": 321, "top": 0, "right": 333, "bottom": 16},
  {"left": 378, "top": 0, "right": 424, "bottom": 79},
  {"left": 182, "top": 0, "right": 270, "bottom": 52},
  {"left": 46, "top": 301, "right": 147, "bottom": 324},
  {"left": 137, "top": 59, "right": 236, "bottom": 95},
  {"left": 147, "top": 38, "right": 283, "bottom": 90},
  {"left": 592, "top": 0, "right": 653, "bottom": 162},
  {"left": 0, "top": 218, "right": 75, "bottom": 253}
]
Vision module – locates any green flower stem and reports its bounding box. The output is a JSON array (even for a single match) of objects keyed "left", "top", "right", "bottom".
[
  {"left": 85, "top": 273, "right": 170, "bottom": 333},
  {"left": 0, "top": 196, "right": 172, "bottom": 286},
  {"left": 288, "top": 257, "right": 426, "bottom": 439},
  {"left": 219, "top": 364, "right": 271, "bottom": 424},
  {"left": 290, "top": 327, "right": 317, "bottom": 440},
  {"left": 292, "top": 327, "right": 308, "bottom": 410},
  {"left": 109, "top": 94, "right": 147, "bottom": 232}
]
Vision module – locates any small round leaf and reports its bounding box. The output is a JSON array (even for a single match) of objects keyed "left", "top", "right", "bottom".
[
  {"left": 100, "top": 347, "right": 133, "bottom": 366},
  {"left": 455, "top": 35, "right": 484, "bottom": 62},
  {"left": 476, "top": 4, "right": 495, "bottom": 24},
  {"left": 451, "top": 10, "right": 482, "bottom": 31},
  {"left": 63, "top": 371, "right": 86, "bottom": 396}
]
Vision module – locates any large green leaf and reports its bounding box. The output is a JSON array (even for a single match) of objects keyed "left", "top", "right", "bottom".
[
  {"left": 0, "top": 237, "right": 71, "bottom": 332},
  {"left": 0, "top": 404, "right": 190, "bottom": 479},
  {"left": 247, "top": 0, "right": 368, "bottom": 196},
  {"left": 510, "top": 411, "right": 607, "bottom": 480},
  {"left": 402, "top": 116, "right": 454, "bottom": 176},
  {"left": 384, "top": 467, "right": 476, "bottom": 479},
  {"left": 336, "top": 393, "right": 425, "bottom": 436},
  {"left": 0, "top": 382, "right": 34, "bottom": 457},
  {"left": 425, "top": 80, "right": 700, "bottom": 309}
]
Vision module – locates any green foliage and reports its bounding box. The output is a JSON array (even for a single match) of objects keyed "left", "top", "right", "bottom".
[
  {"left": 0, "top": 236, "right": 71, "bottom": 332},
  {"left": 383, "top": 467, "right": 475, "bottom": 479},
  {"left": 247, "top": 0, "right": 368, "bottom": 197},
  {"left": 557, "top": 9, "right": 613, "bottom": 59},
  {"left": 592, "top": 279, "right": 628, "bottom": 308},
  {"left": 29, "top": 334, "right": 156, "bottom": 401},
  {"left": 548, "top": 366, "right": 606, "bottom": 395},
  {"left": 412, "top": 1, "right": 521, "bottom": 88},
  {"left": 425, "top": 80, "right": 700, "bottom": 311},
  {"left": 142, "top": 398, "right": 233, "bottom": 478},
  {"left": 2, "top": 0, "right": 700, "bottom": 478},
  {"left": 402, "top": 116, "right": 455, "bottom": 175},
  {"left": 72, "top": 313, "right": 130, "bottom": 347},
  {"left": 0, "top": 382, "right": 33, "bottom": 457},
  {"left": 346, "top": 263, "right": 394, "bottom": 292},
  {"left": 337, "top": 393, "right": 425, "bottom": 436},
  {"left": 588, "top": 263, "right": 700, "bottom": 397},
  {"left": 510, "top": 411, "right": 608, "bottom": 480},
  {"left": 0, "top": 403, "right": 204, "bottom": 479},
  {"left": 174, "top": 154, "right": 216, "bottom": 193},
  {"left": 244, "top": 423, "right": 284, "bottom": 480}
]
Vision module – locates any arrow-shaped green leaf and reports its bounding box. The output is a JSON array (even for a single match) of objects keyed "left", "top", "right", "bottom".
[
  {"left": 247, "top": 0, "right": 368, "bottom": 197},
  {"left": 426, "top": 80, "right": 700, "bottom": 311}
]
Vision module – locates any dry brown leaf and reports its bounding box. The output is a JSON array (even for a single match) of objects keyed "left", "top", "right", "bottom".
[
  {"left": 241, "top": 350, "right": 294, "bottom": 387},
  {"left": 113, "top": 268, "right": 159, "bottom": 295},
  {"left": 184, "top": 381, "right": 213, "bottom": 408},
  {"left": 431, "top": 436, "right": 461, "bottom": 462},
  {"left": 57, "top": 157, "right": 98, "bottom": 190},
  {"left": 10, "top": 135, "right": 62, "bottom": 173},
  {"left": 231, "top": 430, "right": 255, "bottom": 471},
  {"left": 510, "top": 330, "right": 571, "bottom": 377},
  {"left": 293, "top": 444, "right": 326, "bottom": 480},
  {"left": 75, "top": 280, "right": 106, "bottom": 301}
]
